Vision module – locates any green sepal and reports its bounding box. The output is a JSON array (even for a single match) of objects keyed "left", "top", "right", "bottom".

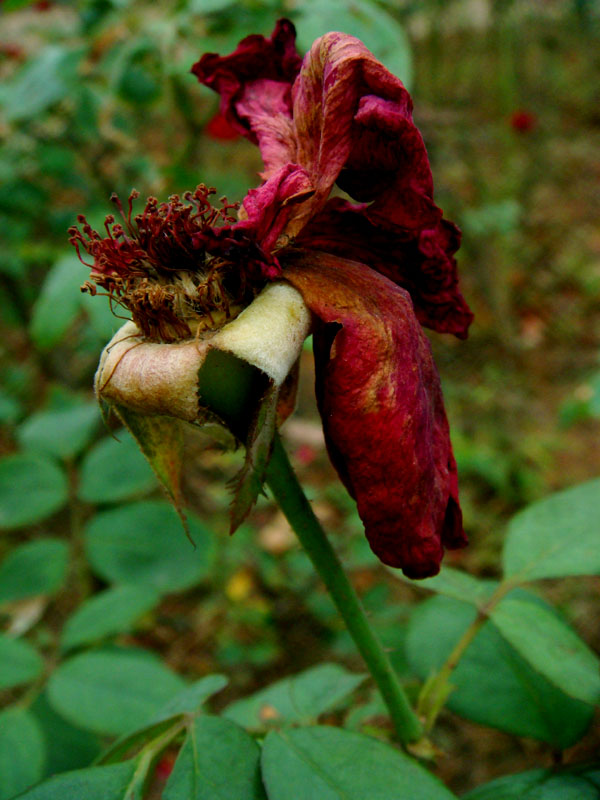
[
  {"left": 229, "top": 382, "right": 279, "bottom": 534},
  {"left": 196, "top": 348, "right": 276, "bottom": 533},
  {"left": 112, "top": 405, "right": 190, "bottom": 541},
  {"left": 100, "top": 349, "right": 281, "bottom": 539}
]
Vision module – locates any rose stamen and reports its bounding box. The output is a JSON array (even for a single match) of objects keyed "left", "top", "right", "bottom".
[{"left": 70, "top": 185, "right": 264, "bottom": 342}]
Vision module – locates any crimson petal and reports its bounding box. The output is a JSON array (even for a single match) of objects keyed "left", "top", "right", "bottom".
[
  {"left": 297, "top": 197, "right": 473, "bottom": 338},
  {"left": 283, "top": 250, "right": 467, "bottom": 578},
  {"left": 291, "top": 34, "right": 473, "bottom": 336},
  {"left": 200, "top": 165, "right": 314, "bottom": 281},
  {"left": 196, "top": 25, "right": 473, "bottom": 336},
  {"left": 192, "top": 19, "right": 301, "bottom": 177},
  {"left": 239, "top": 163, "right": 314, "bottom": 256}
]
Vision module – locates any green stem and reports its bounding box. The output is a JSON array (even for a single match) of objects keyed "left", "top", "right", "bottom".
[
  {"left": 265, "top": 433, "right": 423, "bottom": 746},
  {"left": 418, "top": 611, "right": 487, "bottom": 732},
  {"left": 418, "top": 579, "right": 518, "bottom": 731}
]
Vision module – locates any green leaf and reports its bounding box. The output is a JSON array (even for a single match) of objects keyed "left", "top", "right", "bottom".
[
  {"left": 100, "top": 718, "right": 183, "bottom": 769},
  {"left": 463, "top": 764, "right": 600, "bottom": 800},
  {"left": 99, "top": 675, "right": 228, "bottom": 766},
  {"left": 489, "top": 596, "right": 600, "bottom": 705},
  {"left": 0, "top": 708, "right": 46, "bottom": 800},
  {"left": 17, "top": 401, "right": 100, "bottom": 461},
  {"left": 60, "top": 585, "right": 161, "bottom": 651},
  {"left": 451, "top": 430, "right": 512, "bottom": 495},
  {"left": 78, "top": 431, "right": 158, "bottom": 504},
  {"left": 405, "top": 595, "right": 593, "bottom": 747},
  {"left": 29, "top": 254, "right": 83, "bottom": 351},
  {"left": 0, "top": 539, "right": 69, "bottom": 605},
  {"left": 0, "top": 389, "right": 22, "bottom": 424},
  {"left": 14, "top": 760, "right": 138, "bottom": 800},
  {"left": 223, "top": 664, "right": 366, "bottom": 731},
  {"left": 462, "top": 199, "right": 521, "bottom": 237},
  {"left": 30, "top": 692, "right": 101, "bottom": 777},
  {"left": 2, "top": 0, "right": 37, "bottom": 9},
  {"left": 261, "top": 726, "right": 456, "bottom": 800},
  {"left": 113, "top": 39, "right": 163, "bottom": 106},
  {"left": 0, "top": 454, "right": 68, "bottom": 529},
  {"left": 0, "top": 633, "right": 43, "bottom": 689},
  {"left": 47, "top": 648, "right": 185, "bottom": 736},
  {"left": 153, "top": 675, "right": 229, "bottom": 722},
  {"left": 37, "top": 143, "right": 75, "bottom": 178},
  {"left": 163, "top": 716, "right": 266, "bottom": 800},
  {"left": 503, "top": 478, "right": 600, "bottom": 581},
  {"left": 392, "top": 565, "right": 496, "bottom": 606},
  {"left": 84, "top": 501, "right": 216, "bottom": 592},
  {"left": 295, "top": 0, "right": 413, "bottom": 88},
  {"left": 1, "top": 46, "right": 83, "bottom": 123}
]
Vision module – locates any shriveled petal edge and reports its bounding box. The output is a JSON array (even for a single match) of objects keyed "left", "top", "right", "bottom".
[
  {"left": 297, "top": 197, "right": 473, "bottom": 338},
  {"left": 192, "top": 19, "right": 301, "bottom": 143}
]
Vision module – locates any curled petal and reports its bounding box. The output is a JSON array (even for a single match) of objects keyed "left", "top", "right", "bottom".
[
  {"left": 291, "top": 33, "right": 472, "bottom": 334},
  {"left": 283, "top": 250, "right": 467, "bottom": 578},
  {"left": 190, "top": 167, "right": 313, "bottom": 282},
  {"left": 297, "top": 198, "right": 473, "bottom": 338},
  {"left": 192, "top": 19, "right": 301, "bottom": 176},
  {"left": 239, "top": 163, "right": 314, "bottom": 258},
  {"left": 194, "top": 25, "right": 473, "bottom": 338},
  {"left": 289, "top": 33, "right": 425, "bottom": 221}
]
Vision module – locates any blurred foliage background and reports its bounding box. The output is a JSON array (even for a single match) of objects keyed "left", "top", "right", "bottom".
[{"left": 0, "top": 0, "right": 599, "bottom": 795}]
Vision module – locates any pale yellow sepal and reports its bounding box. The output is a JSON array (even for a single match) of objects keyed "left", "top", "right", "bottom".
[{"left": 211, "top": 282, "right": 310, "bottom": 386}]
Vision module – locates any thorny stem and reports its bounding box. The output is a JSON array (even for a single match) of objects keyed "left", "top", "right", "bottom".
[{"left": 265, "top": 433, "right": 424, "bottom": 747}]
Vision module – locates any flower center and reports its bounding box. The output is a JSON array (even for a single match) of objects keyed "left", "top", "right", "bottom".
[{"left": 69, "top": 186, "right": 263, "bottom": 343}]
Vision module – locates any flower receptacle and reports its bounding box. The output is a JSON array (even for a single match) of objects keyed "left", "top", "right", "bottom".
[
  {"left": 94, "top": 282, "right": 311, "bottom": 529},
  {"left": 94, "top": 281, "right": 310, "bottom": 431}
]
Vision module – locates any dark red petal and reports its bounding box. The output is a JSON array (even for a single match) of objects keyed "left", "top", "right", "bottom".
[
  {"left": 290, "top": 35, "right": 428, "bottom": 218},
  {"left": 194, "top": 28, "right": 472, "bottom": 336},
  {"left": 192, "top": 19, "right": 301, "bottom": 174},
  {"left": 239, "top": 163, "right": 314, "bottom": 254},
  {"left": 283, "top": 250, "right": 467, "bottom": 578},
  {"left": 287, "top": 34, "right": 473, "bottom": 335},
  {"left": 297, "top": 198, "right": 473, "bottom": 338},
  {"left": 188, "top": 165, "right": 313, "bottom": 282}
]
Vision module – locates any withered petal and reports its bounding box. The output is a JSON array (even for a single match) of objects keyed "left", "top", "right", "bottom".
[
  {"left": 192, "top": 19, "right": 301, "bottom": 177},
  {"left": 290, "top": 33, "right": 429, "bottom": 222},
  {"left": 290, "top": 34, "right": 473, "bottom": 335},
  {"left": 297, "top": 197, "right": 473, "bottom": 338},
  {"left": 239, "top": 163, "right": 314, "bottom": 257},
  {"left": 187, "top": 166, "right": 314, "bottom": 282},
  {"left": 282, "top": 250, "right": 467, "bottom": 578},
  {"left": 195, "top": 25, "right": 473, "bottom": 339}
]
